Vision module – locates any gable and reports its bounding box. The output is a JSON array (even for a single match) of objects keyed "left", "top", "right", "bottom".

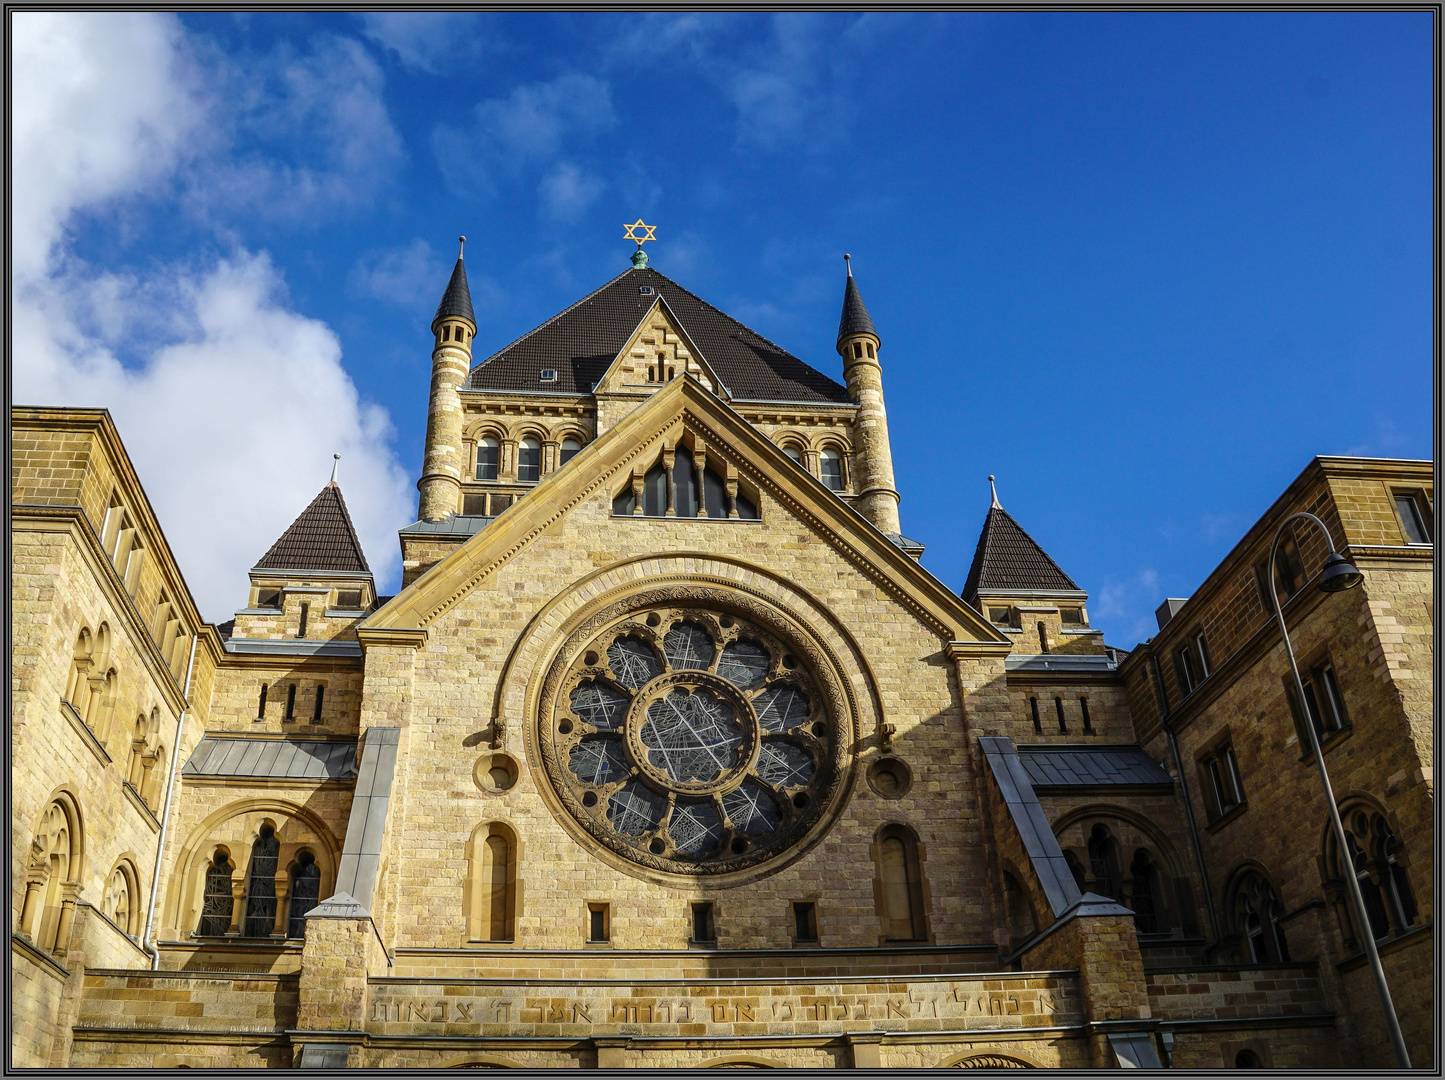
[
  {"left": 464, "top": 267, "right": 852, "bottom": 404},
  {"left": 591, "top": 297, "right": 727, "bottom": 402},
  {"left": 367, "top": 378, "right": 1005, "bottom": 645}
]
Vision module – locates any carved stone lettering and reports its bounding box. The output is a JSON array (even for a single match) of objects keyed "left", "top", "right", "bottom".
[
  {"left": 454, "top": 1003, "right": 472, "bottom": 1021},
  {"left": 407, "top": 1001, "right": 429, "bottom": 1022},
  {"left": 573, "top": 1003, "right": 593, "bottom": 1023},
  {"left": 711, "top": 1003, "right": 728, "bottom": 1022},
  {"left": 888, "top": 1000, "right": 908, "bottom": 1018},
  {"left": 494, "top": 1002, "right": 510, "bottom": 1023},
  {"left": 734, "top": 1004, "right": 754, "bottom": 1022}
]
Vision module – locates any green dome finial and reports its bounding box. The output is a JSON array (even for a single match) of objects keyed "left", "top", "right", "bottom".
[{"left": 631, "top": 246, "right": 650, "bottom": 268}]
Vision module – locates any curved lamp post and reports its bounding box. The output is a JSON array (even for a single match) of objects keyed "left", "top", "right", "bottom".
[{"left": 1269, "top": 512, "right": 1410, "bottom": 1068}]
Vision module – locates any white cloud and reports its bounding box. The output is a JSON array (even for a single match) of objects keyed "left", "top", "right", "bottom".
[
  {"left": 350, "top": 238, "right": 444, "bottom": 310},
  {"left": 12, "top": 12, "right": 414, "bottom": 621},
  {"left": 1090, "top": 567, "right": 1163, "bottom": 649},
  {"left": 434, "top": 73, "right": 617, "bottom": 195},
  {"left": 540, "top": 162, "right": 605, "bottom": 222},
  {"left": 357, "top": 12, "right": 496, "bottom": 74}
]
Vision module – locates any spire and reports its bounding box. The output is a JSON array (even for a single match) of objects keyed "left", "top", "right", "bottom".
[
  {"left": 960, "top": 496, "right": 1080, "bottom": 608},
  {"left": 432, "top": 236, "right": 475, "bottom": 330},
  {"left": 836, "top": 253, "right": 878, "bottom": 347},
  {"left": 989, "top": 474, "right": 1001, "bottom": 509},
  {"left": 253, "top": 482, "right": 371, "bottom": 574}
]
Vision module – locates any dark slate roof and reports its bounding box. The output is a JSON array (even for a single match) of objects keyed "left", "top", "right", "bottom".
[
  {"left": 433, "top": 257, "right": 475, "bottom": 328},
  {"left": 466, "top": 267, "right": 852, "bottom": 404},
  {"left": 1018, "top": 745, "right": 1173, "bottom": 790},
  {"left": 836, "top": 268, "right": 877, "bottom": 345},
  {"left": 961, "top": 505, "right": 1079, "bottom": 604},
  {"left": 253, "top": 483, "right": 371, "bottom": 574},
  {"left": 215, "top": 619, "right": 235, "bottom": 641},
  {"left": 397, "top": 515, "right": 493, "bottom": 538},
  {"left": 182, "top": 737, "right": 358, "bottom": 780}
]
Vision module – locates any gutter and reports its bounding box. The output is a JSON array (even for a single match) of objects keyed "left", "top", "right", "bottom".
[{"left": 141, "top": 633, "right": 198, "bottom": 969}]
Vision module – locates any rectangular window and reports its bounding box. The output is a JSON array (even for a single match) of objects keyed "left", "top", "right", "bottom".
[
  {"left": 1029, "top": 697, "right": 1042, "bottom": 734},
  {"left": 517, "top": 441, "right": 541, "bottom": 484},
  {"left": 1198, "top": 740, "right": 1244, "bottom": 821},
  {"left": 1288, "top": 660, "right": 1348, "bottom": 742},
  {"left": 297, "top": 603, "right": 309, "bottom": 639},
  {"left": 284, "top": 684, "right": 297, "bottom": 723},
  {"left": 1175, "top": 646, "right": 1199, "bottom": 695},
  {"left": 587, "top": 903, "right": 609, "bottom": 943},
  {"left": 1060, "top": 607, "right": 1084, "bottom": 625},
  {"left": 988, "top": 606, "right": 1012, "bottom": 626},
  {"left": 1255, "top": 528, "right": 1307, "bottom": 611},
  {"left": 312, "top": 686, "right": 325, "bottom": 724},
  {"left": 1393, "top": 490, "right": 1433, "bottom": 544},
  {"left": 257, "top": 589, "right": 282, "bottom": 609},
  {"left": 691, "top": 902, "right": 715, "bottom": 943},
  {"left": 462, "top": 494, "right": 487, "bottom": 516},
  {"left": 335, "top": 590, "right": 362, "bottom": 610},
  {"left": 476, "top": 441, "right": 499, "bottom": 481},
  {"left": 256, "top": 684, "right": 268, "bottom": 721},
  {"left": 490, "top": 494, "right": 512, "bottom": 514},
  {"left": 793, "top": 901, "right": 818, "bottom": 943},
  {"left": 1079, "top": 697, "right": 1093, "bottom": 733},
  {"left": 1054, "top": 696, "right": 1068, "bottom": 734}
]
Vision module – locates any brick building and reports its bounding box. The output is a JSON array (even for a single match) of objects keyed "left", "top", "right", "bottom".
[{"left": 10, "top": 243, "right": 1434, "bottom": 1069}]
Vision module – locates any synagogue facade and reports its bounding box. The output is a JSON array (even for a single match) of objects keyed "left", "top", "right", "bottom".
[{"left": 10, "top": 241, "right": 1434, "bottom": 1069}]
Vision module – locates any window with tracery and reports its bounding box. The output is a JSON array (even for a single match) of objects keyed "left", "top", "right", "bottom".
[
  {"left": 286, "top": 851, "right": 321, "bottom": 938},
  {"left": 1230, "top": 870, "right": 1289, "bottom": 963},
  {"left": 611, "top": 447, "right": 759, "bottom": 520},
  {"left": 103, "top": 865, "right": 136, "bottom": 936},
  {"left": 242, "top": 824, "right": 280, "bottom": 937},
  {"left": 538, "top": 604, "right": 842, "bottom": 875},
  {"left": 1326, "top": 805, "right": 1417, "bottom": 949},
  {"left": 199, "top": 850, "right": 234, "bottom": 936}
]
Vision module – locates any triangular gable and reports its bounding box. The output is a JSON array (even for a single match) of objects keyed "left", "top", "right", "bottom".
[
  {"left": 591, "top": 296, "right": 729, "bottom": 400},
  {"left": 366, "top": 377, "right": 1005, "bottom": 644}
]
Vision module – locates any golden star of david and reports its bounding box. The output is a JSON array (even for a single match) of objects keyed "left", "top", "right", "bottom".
[{"left": 624, "top": 219, "right": 657, "bottom": 246}]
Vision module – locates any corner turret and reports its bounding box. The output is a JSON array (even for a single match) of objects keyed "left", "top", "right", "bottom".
[
  {"left": 835, "top": 255, "right": 901, "bottom": 536},
  {"left": 418, "top": 238, "right": 476, "bottom": 522}
]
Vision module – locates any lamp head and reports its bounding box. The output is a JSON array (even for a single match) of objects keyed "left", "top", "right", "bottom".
[{"left": 1318, "top": 552, "right": 1364, "bottom": 593}]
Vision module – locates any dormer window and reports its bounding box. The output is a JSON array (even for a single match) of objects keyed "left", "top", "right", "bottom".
[
  {"left": 639, "top": 285, "right": 654, "bottom": 295},
  {"left": 540, "top": 369, "right": 558, "bottom": 383}
]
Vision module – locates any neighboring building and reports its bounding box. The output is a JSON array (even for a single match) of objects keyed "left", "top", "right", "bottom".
[{"left": 10, "top": 243, "right": 1434, "bottom": 1070}]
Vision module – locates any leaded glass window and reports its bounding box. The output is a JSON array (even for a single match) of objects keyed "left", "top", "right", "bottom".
[
  {"left": 199, "top": 851, "right": 234, "bottom": 936},
  {"left": 243, "top": 825, "right": 280, "bottom": 937},
  {"left": 543, "top": 605, "right": 837, "bottom": 874}
]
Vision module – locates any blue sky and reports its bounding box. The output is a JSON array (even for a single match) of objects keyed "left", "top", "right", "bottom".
[{"left": 13, "top": 11, "right": 1434, "bottom": 640}]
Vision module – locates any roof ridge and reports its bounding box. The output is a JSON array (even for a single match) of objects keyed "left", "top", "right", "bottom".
[
  {"left": 471, "top": 266, "right": 636, "bottom": 375},
  {"left": 327, "top": 483, "right": 371, "bottom": 574}
]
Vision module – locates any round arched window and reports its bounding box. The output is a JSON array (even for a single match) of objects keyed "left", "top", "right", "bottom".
[
  {"left": 517, "top": 438, "right": 542, "bottom": 483},
  {"left": 537, "top": 603, "right": 846, "bottom": 877},
  {"left": 560, "top": 438, "right": 582, "bottom": 465}
]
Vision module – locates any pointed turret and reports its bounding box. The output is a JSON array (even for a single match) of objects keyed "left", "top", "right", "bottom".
[
  {"left": 834, "top": 255, "right": 900, "bottom": 536},
  {"left": 236, "top": 471, "right": 376, "bottom": 642},
  {"left": 962, "top": 478, "right": 1101, "bottom": 656},
  {"left": 419, "top": 237, "right": 477, "bottom": 522}
]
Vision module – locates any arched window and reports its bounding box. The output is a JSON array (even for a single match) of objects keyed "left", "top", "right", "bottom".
[
  {"left": 476, "top": 437, "right": 500, "bottom": 481},
  {"left": 559, "top": 438, "right": 582, "bottom": 465},
  {"left": 468, "top": 823, "right": 518, "bottom": 943},
  {"left": 63, "top": 627, "right": 95, "bottom": 719},
  {"left": 104, "top": 863, "right": 138, "bottom": 937},
  {"left": 1327, "top": 805, "right": 1417, "bottom": 948},
  {"left": 286, "top": 850, "right": 321, "bottom": 938},
  {"left": 819, "top": 448, "right": 844, "bottom": 492},
  {"left": 782, "top": 445, "right": 803, "bottom": 466},
  {"left": 612, "top": 447, "right": 759, "bottom": 520},
  {"left": 1230, "top": 870, "right": 1289, "bottom": 963},
  {"left": 1234, "top": 1049, "right": 1262, "bottom": 1068},
  {"left": 1129, "top": 849, "right": 1159, "bottom": 933},
  {"left": 199, "top": 849, "right": 234, "bottom": 935},
  {"left": 1088, "top": 825, "right": 1121, "bottom": 901},
  {"left": 126, "top": 713, "right": 150, "bottom": 788},
  {"left": 874, "top": 825, "right": 927, "bottom": 941},
  {"left": 517, "top": 437, "right": 541, "bottom": 484},
  {"left": 21, "top": 798, "right": 82, "bottom": 953},
  {"left": 1064, "top": 850, "right": 1087, "bottom": 892},
  {"left": 243, "top": 824, "right": 281, "bottom": 937}
]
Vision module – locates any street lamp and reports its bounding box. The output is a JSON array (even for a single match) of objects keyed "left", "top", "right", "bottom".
[{"left": 1268, "top": 512, "right": 1410, "bottom": 1068}]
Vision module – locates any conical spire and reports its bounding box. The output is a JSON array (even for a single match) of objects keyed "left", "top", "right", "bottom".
[
  {"left": 253, "top": 482, "right": 371, "bottom": 574},
  {"left": 836, "top": 253, "right": 877, "bottom": 347},
  {"left": 960, "top": 484, "right": 1079, "bottom": 607},
  {"left": 432, "top": 236, "right": 475, "bottom": 330}
]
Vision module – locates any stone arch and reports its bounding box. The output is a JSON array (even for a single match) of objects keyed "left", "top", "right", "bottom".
[
  {"left": 465, "top": 821, "right": 520, "bottom": 944},
  {"left": 940, "top": 1051, "right": 1035, "bottom": 1068},
  {"left": 20, "top": 789, "right": 85, "bottom": 952},
  {"left": 463, "top": 419, "right": 510, "bottom": 443},
  {"left": 1222, "top": 860, "right": 1291, "bottom": 964},
  {"left": 1320, "top": 793, "right": 1420, "bottom": 949},
  {"left": 1052, "top": 803, "right": 1192, "bottom": 935},
  {"left": 497, "top": 555, "right": 879, "bottom": 888},
  {"left": 102, "top": 855, "right": 143, "bottom": 937},
  {"left": 163, "top": 799, "right": 340, "bottom": 940},
  {"left": 698, "top": 1054, "right": 784, "bottom": 1068},
  {"left": 872, "top": 823, "right": 929, "bottom": 943},
  {"left": 445, "top": 1054, "right": 522, "bottom": 1068},
  {"left": 62, "top": 625, "right": 94, "bottom": 707}
]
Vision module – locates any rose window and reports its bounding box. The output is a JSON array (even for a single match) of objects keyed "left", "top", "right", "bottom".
[{"left": 541, "top": 605, "right": 839, "bottom": 874}]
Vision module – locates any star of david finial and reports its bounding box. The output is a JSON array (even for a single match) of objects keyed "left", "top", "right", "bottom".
[{"left": 624, "top": 219, "right": 657, "bottom": 267}]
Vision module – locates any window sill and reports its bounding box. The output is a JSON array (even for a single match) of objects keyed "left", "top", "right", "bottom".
[
  {"left": 584, "top": 940, "right": 613, "bottom": 948},
  {"left": 1298, "top": 724, "right": 1353, "bottom": 762},
  {"left": 1204, "top": 801, "right": 1248, "bottom": 833},
  {"left": 687, "top": 939, "right": 718, "bottom": 950},
  {"left": 1336, "top": 921, "right": 1431, "bottom": 972},
  {"left": 61, "top": 699, "right": 114, "bottom": 767},
  {"left": 122, "top": 781, "right": 160, "bottom": 833},
  {"left": 610, "top": 513, "right": 762, "bottom": 524}
]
